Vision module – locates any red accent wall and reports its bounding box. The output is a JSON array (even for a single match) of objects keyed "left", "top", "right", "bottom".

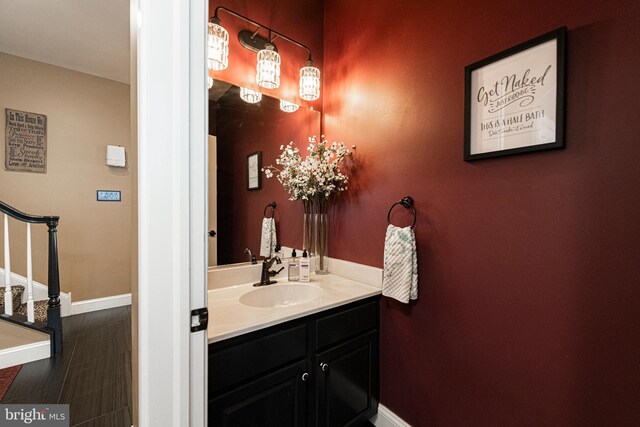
[{"left": 323, "top": 0, "right": 640, "bottom": 425}]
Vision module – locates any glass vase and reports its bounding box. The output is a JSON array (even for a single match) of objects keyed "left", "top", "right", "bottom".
[
  {"left": 303, "top": 211, "right": 315, "bottom": 257},
  {"left": 302, "top": 200, "right": 330, "bottom": 275},
  {"left": 314, "top": 212, "right": 329, "bottom": 274}
]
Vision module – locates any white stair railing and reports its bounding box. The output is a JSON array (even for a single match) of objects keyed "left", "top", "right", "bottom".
[
  {"left": 3, "top": 214, "right": 12, "bottom": 315},
  {"left": 0, "top": 200, "right": 62, "bottom": 354},
  {"left": 2, "top": 215, "right": 36, "bottom": 322},
  {"left": 26, "top": 223, "right": 34, "bottom": 323}
]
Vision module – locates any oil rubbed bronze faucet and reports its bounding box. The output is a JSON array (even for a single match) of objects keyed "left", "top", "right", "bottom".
[
  {"left": 244, "top": 247, "right": 257, "bottom": 264},
  {"left": 254, "top": 256, "right": 283, "bottom": 286}
]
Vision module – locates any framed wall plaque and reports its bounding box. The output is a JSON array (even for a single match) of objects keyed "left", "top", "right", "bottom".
[
  {"left": 246, "top": 151, "right": 262, "bottom": 190},
  {"left": 5, "top": 109, "right": 48, "bottom": 173},
  {"left": 464, "top": 27, "right": 566, "bottom": 161}
]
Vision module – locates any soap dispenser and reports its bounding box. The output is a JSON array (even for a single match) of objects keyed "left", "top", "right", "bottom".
[
  {"left": 299, "top": 249, "right": 310, "bottom": 282},
  {"left": 288, "top": 249, "right": 300, "bottom": 281}
]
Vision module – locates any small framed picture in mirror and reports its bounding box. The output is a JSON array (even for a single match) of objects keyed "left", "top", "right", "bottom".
[{"left": 246, "top": 151, "right": 262, "bottom": 190}]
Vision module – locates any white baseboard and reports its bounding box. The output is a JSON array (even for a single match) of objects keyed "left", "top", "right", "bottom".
[
  {"left": 0, "top": 267, "right": 72, "bottom": 317},
  {"left": 0, "top": 340, "right": 50, "bottom": 370},
  {"left": 71, "top": 293, "right": 131, "bottom": 315},
  {"left": 371, "top": 404, "right": 412, "bottom": 427}
]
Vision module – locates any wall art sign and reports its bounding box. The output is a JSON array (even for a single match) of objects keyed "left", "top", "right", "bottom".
[
  {"left": 247, "top": 151, "right": 262, "bottom": 190},
  {"left": 5, "top": 109, "right": 48, "bottom": 173},
  {"left": 464, "top": 27, "right": 566, "bottom": 161}
]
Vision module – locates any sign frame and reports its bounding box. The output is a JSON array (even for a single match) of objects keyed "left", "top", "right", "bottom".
[{"left": 464, "top": 27, "right": 567, "bottom": 161}]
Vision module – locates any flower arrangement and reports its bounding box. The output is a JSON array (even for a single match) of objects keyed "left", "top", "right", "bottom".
[
  {"left": 263, "top": 136, "right": 354, "bottom": 272},
  {"left": 262, "top": 135, "right": 355, "bottom": 209}
]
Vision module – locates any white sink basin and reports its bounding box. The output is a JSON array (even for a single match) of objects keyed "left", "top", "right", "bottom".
[{"left": 239, "top": 283, "right": 323, "bottom": 308}]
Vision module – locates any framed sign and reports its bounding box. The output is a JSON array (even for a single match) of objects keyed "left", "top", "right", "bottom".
[
  {"left": 5, "top": 109, "right": 48, "bottom": 173},
  {"left": 246, "top": 151, "right": 262, "bottom": 190},
  {"left": 464, "top": 27, "right": 566, "bottom": 161}
]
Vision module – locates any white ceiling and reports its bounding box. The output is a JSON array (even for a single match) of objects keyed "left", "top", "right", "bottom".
[{"left": 0, "top": 0, "right": 130, "bottom": 84}]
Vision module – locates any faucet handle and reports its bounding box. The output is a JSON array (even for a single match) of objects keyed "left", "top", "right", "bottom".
[{"left": 264, "top": 255, "right": 281, "bottom": 265}]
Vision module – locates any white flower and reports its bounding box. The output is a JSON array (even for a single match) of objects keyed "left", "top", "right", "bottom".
[{"left": 262, "top": 136, "right": 354, "bottom": 203}]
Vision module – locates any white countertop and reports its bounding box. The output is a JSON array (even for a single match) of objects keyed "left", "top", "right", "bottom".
[{"left": 208, "top": 273, "right": 381, "bottom": 343}]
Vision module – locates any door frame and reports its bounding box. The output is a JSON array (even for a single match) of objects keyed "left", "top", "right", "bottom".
[
  {"left": 208, "top": 135, "right": 218, "bottom": 266},
  {"left": 136, "top": 0, "right": 208, "bottom": 425}
]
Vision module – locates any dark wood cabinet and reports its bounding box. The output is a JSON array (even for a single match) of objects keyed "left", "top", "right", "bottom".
[
  {"left": 209, "top": 360, "right": 308, "bottom": 427},
  {"left": 208, "top": 296, "right": 379, "bottom": 427},
  {"left": 314, "top": 331, "right": 378, "bottom": 427}
]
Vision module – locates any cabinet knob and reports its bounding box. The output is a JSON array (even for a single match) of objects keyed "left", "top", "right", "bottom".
[
  {"left": 301, "top": 372, "right": 309, "bottom": 382},
  {"left": 320, "top": 363, "right": 329, "bottom": 372}
]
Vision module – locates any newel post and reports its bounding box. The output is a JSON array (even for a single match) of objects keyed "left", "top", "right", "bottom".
[{"left": 47, "top": 217, "right": 62, "bottom": 354}]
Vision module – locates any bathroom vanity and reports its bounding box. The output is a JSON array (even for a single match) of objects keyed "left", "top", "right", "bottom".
[{"left": 207, "top": 272, "right": 381, "bottom": 426}]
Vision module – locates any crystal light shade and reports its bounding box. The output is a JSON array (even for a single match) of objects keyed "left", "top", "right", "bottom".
[
  {"left": 256, "top": 45, "right": 281, "bottom": 89},
  {"left": 207, "top": 19, "right": 229, "bottom": 71},
  {"left": 299, "top": 61, "right": 320, "bottom": 101},
  {"left": 240, "top": 87, "right": 262, "bottom": 104},
  {"left": 280, "top": 100, "right": 299, "bottom": 113}
]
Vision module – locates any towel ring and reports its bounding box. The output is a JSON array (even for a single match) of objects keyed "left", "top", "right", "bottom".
[
  {"left": 387, "top": 196, "right": 416, "bottom": 229},
  {"left": 263, "top": 202, "right": 277, "bottom": 218}
]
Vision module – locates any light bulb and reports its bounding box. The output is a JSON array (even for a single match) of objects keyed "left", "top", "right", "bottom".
[
  {"left": 256, "top": 45, "right": 281, "bottom": 89},
  {"left": 299, "top": 61, "right": 320, "bottom": 101},
  {"left": 280, "top": 99, "right": 299, "bottom": 113},
  {"left": 240, "top": 87, "right": 262, "bottom": 104},
  {"left": 207, "top": 18, "right": 229, "bottom": 71}
]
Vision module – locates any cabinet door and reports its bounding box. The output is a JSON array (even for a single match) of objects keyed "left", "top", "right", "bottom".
[
  {"left": 209, "top": 360, "right": 309, "bottom": 427},
  {"left": 315, "top": 331, "right": 379, "bottom": 427}
]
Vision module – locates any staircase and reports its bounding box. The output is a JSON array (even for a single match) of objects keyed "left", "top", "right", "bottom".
[
  {"left": 0, "top": 285, "right": 48, "bottom": 322},
  {"left": 0, "top": 283, "right": 51, "bottom": 368},
  {"left": 0, "top": 200, "right": 63, "bottom": 361}
]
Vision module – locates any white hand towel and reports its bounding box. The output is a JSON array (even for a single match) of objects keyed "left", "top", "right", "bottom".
[
  {"left": 382, "top": 224, "right": 418, "bottom": 303},
  {"left": 259, "top": 217, "right": 276, "bottom": 257}
]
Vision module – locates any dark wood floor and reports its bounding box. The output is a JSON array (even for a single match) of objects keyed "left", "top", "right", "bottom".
[{"left": 1, "top": 306, "right": 132, "bottom": 426}]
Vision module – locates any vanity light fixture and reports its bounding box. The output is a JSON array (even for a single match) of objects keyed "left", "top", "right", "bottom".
[
  {"left": 207, "top": 16, "right": 229, "bottom": 71},
  {"left": 279, "top": 99, "right": 299, "bottom": 113},
  {"left": 240, "top": 87, "right": 262, "bottom": 104},
  {"left": 256, "top": 44, "right": 281, "bottom": 89},
  {"left": 211, "top": 6, "right": 320, "bottom": 102},
  {"left": 299, "top": 60, "right": 320, "bottom": 101}
]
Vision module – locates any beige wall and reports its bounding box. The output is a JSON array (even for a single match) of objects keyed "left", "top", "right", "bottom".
[{"left": 0, "top": 52, "right": 131, "bottom": 301}]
